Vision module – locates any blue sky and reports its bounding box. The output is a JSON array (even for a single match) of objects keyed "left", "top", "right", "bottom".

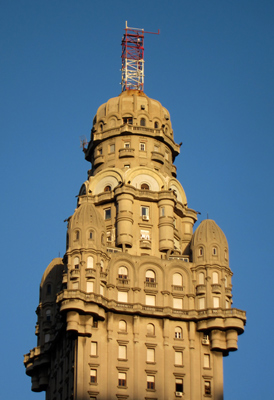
[{"left": 1, "top": 1, "right": 273, "bottom": 399}]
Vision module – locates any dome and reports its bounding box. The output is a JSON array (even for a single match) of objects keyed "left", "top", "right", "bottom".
[
  {"left": 191, "top": 219, "right": 229, "bottom": 265},
  {"left": 67, "top": 201, "right": 107, "bottom": 251},
  {"left": 92, "top": 90, "right": 174, "bottom": 138}
]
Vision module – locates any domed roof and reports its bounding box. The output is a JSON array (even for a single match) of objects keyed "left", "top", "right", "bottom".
[
  {"left": 70, "top": 201, "right": 106, "bottom": 231},
  {"left": 191, "top": 219, "right": 229, "bottom": 265}
]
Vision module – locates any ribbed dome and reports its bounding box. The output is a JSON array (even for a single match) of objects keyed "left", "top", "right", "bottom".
[
  {"left": 191, "top": 219, "right": 229, "bottom": 265},
  {"left": 67, "top": 201, "right": 107, "bottom": 250},
  {"left": 93, "top": 89, "right": 173, "bottom": 135}
]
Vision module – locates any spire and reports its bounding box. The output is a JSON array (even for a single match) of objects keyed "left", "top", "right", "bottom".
[{"left": 121, "top": 21, "right": 159, "bottom": 92}]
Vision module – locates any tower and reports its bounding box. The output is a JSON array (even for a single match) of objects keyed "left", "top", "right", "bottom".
[{"left": 24, "top": 25, "right": 246, "bottom": 400}]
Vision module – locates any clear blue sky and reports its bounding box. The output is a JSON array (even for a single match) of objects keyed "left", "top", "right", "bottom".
[{"left": 1, "top": 1, "right": 273, "bottom": 399}]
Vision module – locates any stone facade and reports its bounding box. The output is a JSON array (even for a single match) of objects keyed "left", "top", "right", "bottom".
[{"left": 24, "top": 89, "right": 246, "bottom": 400}]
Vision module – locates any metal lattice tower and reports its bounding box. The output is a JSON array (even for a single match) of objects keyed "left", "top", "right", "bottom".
[{"left": 121, "top": 21, "right": 159, "bottom": 92}]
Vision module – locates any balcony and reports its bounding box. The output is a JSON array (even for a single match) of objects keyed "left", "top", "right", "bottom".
[
  {"left": 93, "top": 154, "right": 105, "bottom": 166},
  {"left": 70, "top": 269, "right": 80, "bottom": 279},
  {"left": 211, "top": 284, "right": 222, "bottom": 294},
  {"left": 171, "top": 164, "right": 177, "bottom": 177},
  {"left": 225, "top": 287, "right": 232, "bottom": 298},
  {"left": 145, "top": 281, "right": 158, "bottom": 289},
  {"left": 85, "top": 268, "right": 96, "bottom": 278},
  {"left": 172, "top": 285, "right": 184, "bottom": 292},
  {"left": 116, "top": 278, "right": 129, "bottom": 286},
  {"left": 140, "top": 239, "right": 152, "bottom": 249},
  {"left": 151, "top": 151, "right": 164, "bottom": 164},
  {"left": 119, "top": 148, "right": 135, "bottom": 158},
  {"left": 196, "top": 284, "right": 206, "bottom": 295},
  {"left": 100, "top": 271, "right": 107, "bottom": 283}
]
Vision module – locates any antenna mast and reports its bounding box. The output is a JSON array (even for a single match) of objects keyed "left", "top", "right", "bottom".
[{"left": 121, "top": 21, "right": 159, "bottom": 92}]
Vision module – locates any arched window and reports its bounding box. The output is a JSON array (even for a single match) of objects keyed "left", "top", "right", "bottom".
[
  {"left": 199, "top": 247, "right": 203, "bottom": 256},
  {"left": 145, "top": 270, "right": 155, "bottom": 283},
  {"left": 46, "top": 309, "right": 51, "bottom": 321},
  {"left": 75, "top": 230, "right": 80, "bottom": 240},
  {"left": 140, "top": 118, "right": 146, "bottom": 126},
  {"left": 212, "top": 246, "right": 217, "bottom": 255},
  {"left": 154, "top": 121, "right": 159, "bottom": 129},
  {"left": 147, "top": 323, "right": 155, "bottom": 336},
  {"left": 212, "top": 272, "right": 219, "bottom": 284},
  {"left": 141, "top": 183, "right": 149, "bottom": 190},
  {"left": 88, "top": 230, "right": 93, "bottom": 240},
  {"left": 175, "top": 326, "right": 182, "bottom": 339},
  {"left": 173, "top": 273, "right": 183, "bottom": 286},
  {"left": 99, "top": 123, "right": 103, "bottom": 131},
  {"left": 199, "top": 272, "right": 205, "bottom": 285},
  {"left": 118, "top": 266, "right": 128, "bottom": 279},
  {"left": 104, "top": 185, "right": 111, "bottom": 192},
  {"left": 87, "top": 256, "right": 94, "bottom": 269},
  {"left": 46, "top": 284, "right": 51, "bottom": 295},
  {"left": 74, "top": 257, "right": 80, "bottom": 269},
  {"left": 119, "top": 320, "right": 127, "bottom": 332}
]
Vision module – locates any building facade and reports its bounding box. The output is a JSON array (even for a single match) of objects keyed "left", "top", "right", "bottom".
[{"left": 24, "top": 89, "right": 246, "bottom": 400}]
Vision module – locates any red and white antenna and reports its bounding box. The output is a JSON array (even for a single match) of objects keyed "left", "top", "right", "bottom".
[{"left": 121, "top": 21, "right": 159, "bottom": 92}]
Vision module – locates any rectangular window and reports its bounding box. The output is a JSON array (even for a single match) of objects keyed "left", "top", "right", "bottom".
[
  {"left": 118, "top": 291, "right": 128, "bottom": 303},
  {"left": 86, "top": 281, "right": 94, "bottom": 293},
  {"left": 204, "top": 354, "right": 210, "bottom": 368},
  {"left": 173, "top": 298, "right": 183, "bottom": 309},
  {"left": 175, "top": 378, "right": 183, "bottom": 393},
  {"left": 147, "top": 348, "right": 155, "bottom": 363},
  {"left": 91, "top": 342, "right": 97, "bottom": 356},
  {"left": 199, "top": 297, "right": 205, "bottom": 309},
  {"left": 140, "top": 230, "right": 150, "bottom": 240},
  {"left": 205, "top": 381, "right": 211, "bottom": 395},
  {"left": 124, "top": 142, "right": 130, "bottom": 148},
  {"left": 109, "top": 144, "right": 115, "bottom": 153},
  {"left": 140, "top": 142, "right": 146, "bottom": 151},
  {"left": 147, "top": 375, "right": 155, "bottom": 390},
  {"left": 100, "top": 285, "right": 104, "bottom": 296},
  {"left": 118, "top": 345, "right": 127, "bottom": 359},
  {"left": 118, "top": 372, "right": 126, "bottom": 387},
  {"left": 104, "top": 208, "right": 111, "bottom": 220},
  {"left": 124, "top": 164, "right": 130, "bottom": 169},
  {"left": 213, "top": 297, "right": 220, "bottom": 308},
  {"left": 160, "top": 207, "right": 165, "bottom": 216},
  {"left": 175, "top": 351, "right": 183, "bottom": 365},
  {"left": 145, "top": 295, "right": 155, "bottom": 306},
  {"left": 90, "top": 369, "right": 97, "bottom": 383},
  {"left": 141, "top": 206, "right": 149, "bottom": 219}
]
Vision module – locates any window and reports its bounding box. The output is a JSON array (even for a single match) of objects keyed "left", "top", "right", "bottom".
[
  {"left": 46, "top": 309, "right": 51, "bottom": 321},
  {"left": 212, "top": 272, "right": 219, "bottom": 284},
  {"left": 147, "top": 375, "right": 155, "bottom": 390},
  {"left": 165, "top": 151, "right": 169, "bottom": 160},
  {"left": 118, "top": 266, "right": 128, "bottom": 279},
  {"left": 124, "top": 142, "right": 130, "bottom": 148},
  {"left": 226, "top": 299, "right": 230, "bottom": 308},
  {"left": 141, "top": 206, "right": 149, "bottom": 219},
  {"left": 109, "top": 144, "right": 115, "bottom": 153},
  {"left": 140, "top": 142, "right": 146, "bottom": 151},
  {"left": 118, "top": 291, "right": 128, "bottom": 303},
  {"left": 118, "top": 344, "right": 127, "bottom": 359},
  {"left": 141, "top": 183, "right": 149, "bottom": 190},
  {"left": 140, "top": 230, "right": 150, "bottom": 240},
  {"left": 204, "top": 381, "right": 211, "bottom": 395},
  {"left": 147, "top": 323, "right": 155, "bottom": 336},
  {"left": 199, "top": 247, "right": 203, "bottom": 256},
  {"left": 212, "top": 246, "right": 217, "bottom": 255},
  {"left": 173, "top": 273, "right": 183, "bottom": 286},
  {"left": 204, "top": 354, "right": 210, "bottom": 368},
  {"left": 199, "top": 272, "right": 205, "bottom": 285},
  {"left": 89, "top": 231, "right": 93, "bottom": 240},
  {"left": 199, "top": 297, "right": 205, "bottom": 309},
  {"left": 100, "top": 260, "right": 104, "bottom": 271},
  {"left": 98, "top": 148, "right": 102, "bottom": 155},
  {"left": 100, "top": 285, "right": 104, "bottom": 296},
  {"left": 46, "top": 284, "right": 51, "bottom": 295},
  {"left": 145, "top": 295, "right": 155, "bottom": 306},
  {"left": 75, "top": 230, "right": 80, "bottom": 240},
  {"left": 90, "top": 369, "right": 97, "bottom": 384},
  {"left": 154, "top": 121, "right": 159, "bottom": 129},
  {"left": 87, "top": 256, "right": 94, "bottom": 269},
  {"left": 119, "top": 320, "right": 127, "bottom": 332},
  {"left": 224, "top": 275, "right": 228, "bottom": 288},
  {"left": 173, "top": 298, "right": 183, "bottom": 309},
  {"left": 213, "top": 297, "right": 220, "bottom": 308},
  {"left": 123, "top": 117, "right": 132, "bottom": 125},
  {"left": 74, "top": 257, "right": 80, "bottom": 269},
  {"left": 86, "top": 281, "right": 94, "bottom": 293},
  {"left": 145, "top": 270, "right": 155, "bottom": 282},
  {"left": 175, "top": 351, "right": 183, "bottom": 365},
  {"left": 104, "top": 208, "right": 111, "bottom": 220},
  {"left": 91, "top": 342, "right": 97, "bottom": 356},
  {"left": 147, "top": 348, "right": 155, "bottom": 363},
  {"left": 45, "top": 333, "right": 50, "bottom": 343},
  {"left": 175, "top": 378, "right": 183, "bottom": 393},
  {"left": 106, "top": 231, "right": 111, "bottom": 242},
  {"left": 160, "top": 207, "right": 165, "bottom": 216},
  {"left": 140, "top": 118, "right": 146, "bottom": 126},
  {"left": 104, "top": 185, "right": 111, "bottom": 192},
  {"left": 118, "top": 372, "right": 126, "bottom": 387},
  {"left": 175, "top": 326, "right": 182, "bottom": 339},
  {"left": 92, "top": 319, "right": 98, "bottom": 328},
  {"left": 99, "top": 123, "right": 103, "bottom": 131},
  {"left": 124, "top": 164, "right": 130, "bottom": 169}
]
